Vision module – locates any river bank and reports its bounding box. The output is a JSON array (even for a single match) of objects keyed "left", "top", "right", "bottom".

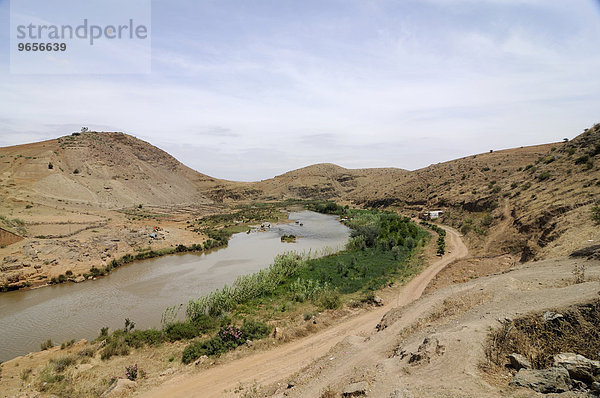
[{"left": 0, "top": 206, "right": 431, "bottom": 397}]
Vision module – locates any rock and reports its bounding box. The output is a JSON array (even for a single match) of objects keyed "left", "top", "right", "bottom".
[
  {"left": 3, "top": 256, "right": 18, "bottom": 263},
  {"left": 159, "top": 368, "right": 175, "bottom": 377},
  {"left": 23, "top": 245, "right": 38, "bottom": 258},
  {"left": 373, "top": 296, "right": 384, "bottom": 306},
  {"left": 74, "top": 276, "right": 85, "bottom": 283},
  {"left": 508, "top": 353, "right": 531, "bottom": 370},
  {"left": 33, "top": 264, "right": 42, "bottom": 269},
  {"left": 591, "top": 381, "right": 600, "bottom": 393},
  {"left": 273, "top": 327, "right": 283, "bottom": 340},
  {"left": 408, "top": 337, "right": 445, "bottom": 365},
  {"left": 101, "top": 378, "right": 137, "bottom": 397},
  {"left": 245, "top": 339, "right": 254, "bottom": 347},
  {"left": 287, "top": 380, "right": 296, "bottom": 388},
  {"left": 509, "top": 367, "right": 571, "bottom": 393},
  {"left": 193, "top": 355, "right": 208, "bottom": 365},
  {"left": 390, "top": 390, "right": 414, "bottom": 398},
  {"left": 553, "top": 352, "right": 600, "bottom": 382},
  {"left": 343, "top": 381, "right": 369, "bottom": 396},
  {"left": 543, "top": 311, "right": 563, "bottom": 322}
]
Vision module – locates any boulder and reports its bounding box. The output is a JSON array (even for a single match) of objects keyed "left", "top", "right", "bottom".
[
  {"left": 343, "top": 381, "right": 369, "bottom": 396},
  {"left": 508, "top": 353, "right": 531, "bottom": 370},
  {"left": 509, "top": 367, "right": 571, "bottom": 393},
  {"left": 542, "top": 311, "right": 563, "bottom": 322},
  {"left": 101, "top": 378, "right": 137, "bottom": 397},
  {"left": 74, "top": 276, "right": 86, "bottom": 283},
  {"left": 553, "top": 353, "right": 600, "bottom": 383},
  {"left": 373, "top": 296, "right": 384, "bottom": 306},
  {"left": 389, "top": 390, "right": 414, "bottom": 398}
]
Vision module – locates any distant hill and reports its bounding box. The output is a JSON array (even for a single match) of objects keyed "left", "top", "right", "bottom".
[{"left": 1, "top": 124, "right": 599, "bottom": 261}]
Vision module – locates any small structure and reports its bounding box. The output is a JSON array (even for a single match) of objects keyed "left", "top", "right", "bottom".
[{"left": 419, "top": 210, "right": 444, "bottom": 220}]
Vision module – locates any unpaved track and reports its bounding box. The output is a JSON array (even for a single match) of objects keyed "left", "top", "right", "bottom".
[{"left": 141, "top": 225, "right": 467, "bottom": 398}]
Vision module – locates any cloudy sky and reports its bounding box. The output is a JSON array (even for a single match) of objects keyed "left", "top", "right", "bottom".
[{"left": 1, "top": 0, "right": 600, "bottom": 181}]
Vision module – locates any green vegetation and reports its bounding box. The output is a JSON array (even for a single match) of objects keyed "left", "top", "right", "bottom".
[
  {"left": 40, "top": 339, "right": 53, "bottom": 351},
  {"left": 537, "top": 171, "right": 551, "bottom": 181},
  {"left": 181, "top": 320, "right": 271, "bottom": 363},
  {"left": 281, "top": 234, "right": 296, "bottom": 243},
  {"left": 420, "top": 221, "right": 446, "bottom": 255},
  {"left": 43, "top": 201, "right": 427, "bottom": 368},
  {"left": 181, "top": 206, "right": 428, "bottom": 364}
]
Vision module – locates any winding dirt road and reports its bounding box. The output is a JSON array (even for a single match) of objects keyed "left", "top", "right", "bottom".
[{"left": 141, "top": 225, "right": 468, "bottom": 398}]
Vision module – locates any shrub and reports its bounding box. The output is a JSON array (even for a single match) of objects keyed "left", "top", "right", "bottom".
[
  {"left": 125, "top": 364, "right": 139, "bottom": 381},
  {"left": 124, "top": 329, "right": 163, "bottom": 348},
  {"left": 575, "top": 154, "right": 590, "bottom": 165},
  {"left": 48, "top": 162, "right": 54, "bottom": 169},
  {"left": 100, "top": 338, "right": 130, "bottom": 360},
  {"left": 241, "top": 319, "right": 270, "bottom": 340},
  {"left": 40, "top": 339, "right": 53, "bottom": 351},
  {"left": 316, "top": 288, "right": 341, "bottom": 310},
  {"left": 537, "top": 171, "right": 551, "bottom": 181},
  {"left": 181, "top": 335, "right": 232, "bottom": 363},
  {"left": 165, "top": 322, "right": 199, "bottom": 341},
  {"left": 73, "top": 168, "right": 80, "bottom": 174},
  {"left": 592, "top": 206, "right": 600, "bottom": 225},
  {"left": 218, "top": 325, "right": 244, "bottom": 344},
  {"left": 77, "top": 347, "right": 96, "bottom": 357},
  {"left": 52, "top": 355, "right": 76, "bottom": 372}
]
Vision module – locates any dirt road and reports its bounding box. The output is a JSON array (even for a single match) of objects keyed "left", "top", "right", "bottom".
[{"left": 141, "top": 225, "right": 468, "bottom": 398}]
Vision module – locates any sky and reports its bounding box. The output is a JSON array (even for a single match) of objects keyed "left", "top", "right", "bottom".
[{"left": 1, "top": 0, "right": 600, "bottom": 181}]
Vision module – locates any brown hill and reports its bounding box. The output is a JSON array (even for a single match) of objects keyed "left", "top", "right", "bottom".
[
  {"left": 0, "top": 131, "right": 225, "bottom": 209},
  {"left": 1, "top": 125, "right": 599, "bottom": 292}
]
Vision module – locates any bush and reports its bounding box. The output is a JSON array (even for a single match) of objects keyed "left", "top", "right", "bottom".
[
  {"left": 124, "top": 329, "right": 163, "bottom": 348},
  {"left": 165, "top": 322, "right": 200, "bottom": 341},
  {"left": 316, "top": 288, "right": 341, "bottom": 310},
  {"left": 125, "top": 364, "right": 139, "bottom": 381},
  {"left": 73, "top": 168, "right": 80, "bottom": 174},
  {"left": 241, "top": 319, "right": 270, "bottom": 340},
  {"left": 181, "top": 335, "right": 234, "bottom": 363},
  {"left": 537, "top": 171, "right": 551, "bottom": 181},
  {"left": 100, "top": 338, "right": 130, "bottom": 360},
  {"left": 575, "top": 154, "right": 590, "bottom": 165},
  {"left": 52, "top": 355, "right": 76, "bottom": 373},
  {"left": 40, "top": 339, "right": 54, "bottom": 351}
]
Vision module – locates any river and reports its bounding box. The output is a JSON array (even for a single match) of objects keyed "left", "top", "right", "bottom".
[{"left": 0, "top": 211, "right": 349, "bottom": 362}]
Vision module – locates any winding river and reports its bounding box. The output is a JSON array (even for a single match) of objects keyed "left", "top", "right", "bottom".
[{"left": 0, "top": 211, "right": 349, "bottom": 362}]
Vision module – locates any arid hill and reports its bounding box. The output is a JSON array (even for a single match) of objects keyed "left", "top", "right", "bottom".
[
  {"left": 0, "top": 132, "right": 225, "bottom": 209},
  {"left": 1, "top": 125, "right": 599, "bottom": 291}
]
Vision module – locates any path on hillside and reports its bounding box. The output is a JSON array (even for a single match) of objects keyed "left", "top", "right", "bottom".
[{"left": 141, "top": 225, "right": 468, "bottom": 398}]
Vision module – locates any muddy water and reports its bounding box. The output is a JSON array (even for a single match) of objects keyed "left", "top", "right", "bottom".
[{"left": 0, "top": 211, "right": 349, "bottom": 361}]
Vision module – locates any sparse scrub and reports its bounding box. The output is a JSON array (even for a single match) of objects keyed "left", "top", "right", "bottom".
[
  {"left": 40, "top": 339, "right": 53, "bottom": 351},
  {"left": 484, "top": 300, "right": 600, "bottom": 370},
  {"left": 591, "top": 206, "right": 600, "bottom": 225}
]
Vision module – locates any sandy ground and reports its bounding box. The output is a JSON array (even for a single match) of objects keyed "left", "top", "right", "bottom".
[{"left": 139, "top": 225, "right": 468, "bottom": 398}]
